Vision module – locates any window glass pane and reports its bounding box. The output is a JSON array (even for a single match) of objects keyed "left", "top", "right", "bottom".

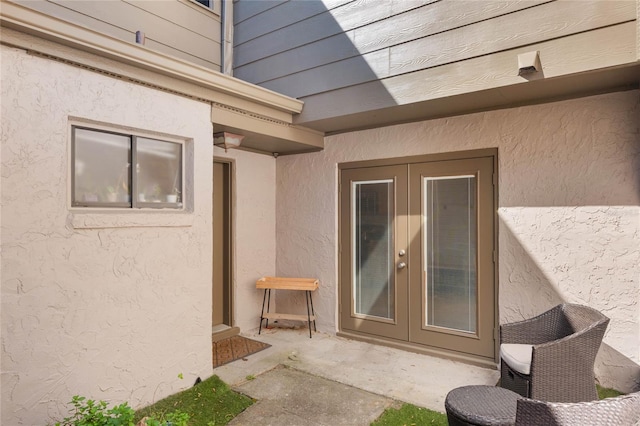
[
  {"left": 73, "top": 128, "right": 131, "bottom": 205},
  {"left": 136, "top": 137, "right": 182, "bottom": 205},
  {"left": 195, "top": 0, "right": 211, "bottom": 7},
  {"left": 352, "top": 180, "right": 395, "bottom": 320},
  {"left": 424, "top": 176, "right": 477, "bottom": 333}
]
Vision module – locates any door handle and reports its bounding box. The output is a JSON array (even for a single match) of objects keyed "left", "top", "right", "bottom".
[{"left": 397, "top": 262, "right": 406, "bottom": 270}]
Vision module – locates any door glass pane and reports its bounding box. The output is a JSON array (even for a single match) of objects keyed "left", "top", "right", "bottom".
[
  {"left": 352, "top": 180, "right": 395, "bottom": 320},
  {"left": 424, "top": 176, "right": 477, "bottom": 333}
]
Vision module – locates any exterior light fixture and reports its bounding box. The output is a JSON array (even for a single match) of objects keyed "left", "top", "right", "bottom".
[{"left": 213, "top": 132, "right": 244, "bottom": 152}]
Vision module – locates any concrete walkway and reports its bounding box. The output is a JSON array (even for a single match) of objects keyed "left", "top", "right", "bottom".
[
  {"left": 228, "top": 365, "right": 395, "bottom": 425},
  {"left": 214, "top": 328, "right": 500, "bottom": 424}
]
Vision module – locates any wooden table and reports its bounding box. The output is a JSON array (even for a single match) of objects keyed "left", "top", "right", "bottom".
[{"left": 256, "top": 277, "right": 319, "bottom": 338}]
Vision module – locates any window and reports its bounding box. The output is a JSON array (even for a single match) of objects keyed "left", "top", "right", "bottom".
[
  {"left": 72, "top": 126, "right": 183, "bottom": 209},
  {"left": 193, "top": 0, "right": 213, "bottom": 9},
  {"left": 187, "top": 0, "right": 220, "bottom": 15}
]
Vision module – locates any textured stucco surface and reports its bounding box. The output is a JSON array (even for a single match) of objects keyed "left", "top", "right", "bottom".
[
  {"left": 276, "top": 90, "right": 640, "bottom": 392},
  {"left": 1, "top": 46, "right": 277, "bottom": 425},
  {"left": 1, "top": 46, "right": 217, "bottom": 425}
]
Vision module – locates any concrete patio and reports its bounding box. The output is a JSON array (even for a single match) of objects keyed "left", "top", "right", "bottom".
[{"left": 213, "top": 327, "right": 500, "bottom": 423}]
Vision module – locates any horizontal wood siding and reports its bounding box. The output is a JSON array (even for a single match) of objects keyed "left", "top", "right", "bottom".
[
  {"left": 233, "top": 0, "right": 288, "bottom": 25},
  {"left": 14, "top": 0, "right": 222, "bottom": 70},
  {"left": 234, "top": 0, "right": 437, "bottom": 67},
  {"left": 233, "top": 0, "right": 354, "bottom": 66},
  {"left": 295, "top": 21, "right": 637, "bottom": 126},
  {"left": 236, "top": 0, "right": 546, "bottom": 84},
  {"left": 233, "top": 0, "right": 637, "bottom": 125},
  {"left": 233, "top": 0, "right": 347, "bottom": 46},
  {"left": 261, "top": 50, "right": 390, "bottom": 98},
  {"left": 354, "top": 0, "right": 550, "bottom": 55},
  {"left": 389, "top": 1, "right": 634, "bottom": 76},
  {"left": 126, "top": 0, "right": 220, "bottom": 40}
]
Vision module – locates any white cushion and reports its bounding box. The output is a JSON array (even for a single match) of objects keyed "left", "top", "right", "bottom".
[{"left": 500, "top": 343, "right": 533, "bottom": 375}]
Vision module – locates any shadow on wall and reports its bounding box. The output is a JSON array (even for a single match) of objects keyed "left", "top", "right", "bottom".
[
  {"left": 596, "top": 345, "right": 640, "bottom": 393},
  {"left": 499, "top": 214, "right": 640, "bottom": 393},
  {"left": 498, "top": 214, "right": 564, "bottom": 319},
  {"left": 497, "top": 95, "right": 640, "bottom": 209},
  {"left": 232, "top": 0, "right": 397, "bottom": 118},
  {"left": 496, "top": 94, "right": 640, "bottom": 392}
]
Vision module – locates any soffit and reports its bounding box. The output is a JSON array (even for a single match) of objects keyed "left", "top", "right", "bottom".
[
  {"left": 298, "top": 64, "right": 640, "bottom": 135},
  {"left": 0, "top": 1, "right": 324, "bottom": 155},
  {"left": 210, "top": 103, "right": 323, "bottom": 156}
]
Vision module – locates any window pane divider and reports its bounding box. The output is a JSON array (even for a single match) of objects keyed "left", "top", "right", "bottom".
[{"left": 132, "top": 136, "right": 138, "bottom": 208}]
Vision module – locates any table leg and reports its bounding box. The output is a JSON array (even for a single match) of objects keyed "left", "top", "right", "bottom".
[
  {"left": 306, "top": 290, "right": 315, "bottom": 338},
  {"left": 259, "top": 288, "right": 268, "bottom": 335},
  {"left": 266, "top": 288, "right": 271, "bottom": 329},
  {"left": 309, "top": 291, "right": 317, "bottom": 332}
]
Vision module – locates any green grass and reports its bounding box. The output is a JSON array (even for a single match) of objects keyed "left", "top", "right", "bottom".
[
  {"left": 597, "top": 384, "right": 624, "bottom": 399},
  {"left": 371, "top": 404, "right": 448, "bottom": 426},
  {"left": 134, "top": 375, "right": 253, "bottom": 426}
]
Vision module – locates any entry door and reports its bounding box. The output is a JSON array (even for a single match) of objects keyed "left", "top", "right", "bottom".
[
  {"left": 213, "top": 161, "right": 232, "bottom": 331},
  {"left": 340, "top": 154, "right": 496, "bottom": 360},
  {"left": 340, "top": 165, "right": 409, "bottom": 341}
]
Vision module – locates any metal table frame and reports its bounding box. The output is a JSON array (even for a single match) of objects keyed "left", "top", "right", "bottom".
[{"left": 256, "top": 277, "right": 319, "bottom": 338}]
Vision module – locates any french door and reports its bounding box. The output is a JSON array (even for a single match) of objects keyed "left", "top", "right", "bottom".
[
  {"left": 339, "top": 165, "right": 409, "bottom": 341},
  {"left": 339, "top": 152, "right": 496, "bottom": 361}
]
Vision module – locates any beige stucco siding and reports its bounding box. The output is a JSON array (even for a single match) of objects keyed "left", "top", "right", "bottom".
[
  {"left": 0, "top": 45, "right": 216, "bottom": 424},
  {"left": 0, "top": 43, "right": 279, "bottom": 425},
  {"left": 275, "top": 89, "right": 640, "bottom": 393}
]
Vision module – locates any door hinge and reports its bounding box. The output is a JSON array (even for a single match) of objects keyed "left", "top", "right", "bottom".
[
  {"left": 493, "top": 250, "right": 497, "bottom": 262},
  {"left": 494, "top": 327, "right": 499, "bottom": 341},
  {"left": 492, "top": 173, "right": 498, "bottom": 186}
]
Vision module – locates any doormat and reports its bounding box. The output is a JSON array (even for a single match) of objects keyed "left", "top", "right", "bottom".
[{"left": 212, "top": 335, "right": 271, "bottom": 368}]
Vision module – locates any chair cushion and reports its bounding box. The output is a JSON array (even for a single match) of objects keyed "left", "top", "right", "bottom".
[{"left": 500, "top": 343, "right": 533, "bottom": 375}]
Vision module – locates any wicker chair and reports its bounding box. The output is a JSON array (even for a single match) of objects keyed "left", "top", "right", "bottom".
[
  {"left": 500, "top": 304, "right": 609, "bottom": 402},
  {"left": 515, "top": 391, "right": 640, "bottom": 425}
]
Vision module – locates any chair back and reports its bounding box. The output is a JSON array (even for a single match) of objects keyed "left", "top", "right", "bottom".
[{"left": 562, "top": 304, "right": 610, "bottom": 335}]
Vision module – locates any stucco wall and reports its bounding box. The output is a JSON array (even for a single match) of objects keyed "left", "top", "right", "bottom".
[
  {"left": 276, "top": 90, "right": 640, "bottom": 392},
  {"left": 1, "top": 46, "right": 215, "bottom": 424}
]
